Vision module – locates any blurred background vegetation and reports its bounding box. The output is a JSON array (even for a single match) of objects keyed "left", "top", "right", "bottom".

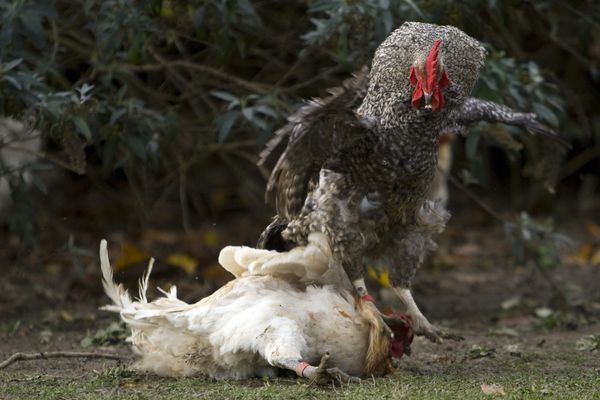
[{"left": 0, "top": 0, "right": 599, "bottom": 261}]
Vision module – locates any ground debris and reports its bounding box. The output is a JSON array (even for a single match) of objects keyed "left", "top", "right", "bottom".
[
  {"left": 576, "top": 334, "right": 600, "bottom": 352},
  {"left": 467, "top": 344, "right": 496, "bottom": 359},
  {"left": 81, "top": 321, "right": 129, "bottom": 348},
  {"left": 0, "top": 351, "right": 125, "bottom": 370},
  {"left": 502, "top": 344, "right": 522, "bottom": 357},
  {"left": 487, "top": 327, "right": 520, "bottom": 337},
  {"left": 480, "top": 383, "right": 506, "bottom": 396}
]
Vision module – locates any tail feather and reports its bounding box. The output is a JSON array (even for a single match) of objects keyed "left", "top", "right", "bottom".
[
  {"left": 100, "top": 239, "right": 188, "bottom": 318},
  {"left": 100, "top": 239, "right": 133, "bottom": 312},
  {"left": 138, "top": 258, "right": 155, "bottom": 303}
]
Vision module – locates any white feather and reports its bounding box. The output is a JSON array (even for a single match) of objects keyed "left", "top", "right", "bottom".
[{"left": 219, "top": 232, "right": 331, "bottom": 282}]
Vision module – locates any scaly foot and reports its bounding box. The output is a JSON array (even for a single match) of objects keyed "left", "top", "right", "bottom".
[
  {"left": 411, "top": 315, "right": 463, "bottom": 343},
  {"left": 300, "top": 353, "right": 361, "bottom": 385}
]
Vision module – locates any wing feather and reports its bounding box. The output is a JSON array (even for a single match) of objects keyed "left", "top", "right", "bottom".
[{"left": 260, "top": 66, "right": 371, "bottom": 219}]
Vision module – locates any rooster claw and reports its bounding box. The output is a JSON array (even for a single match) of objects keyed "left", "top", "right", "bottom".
[
  {"left": 419, "top": 325, "right": 463, "bottom": 343},
  {"left": 304, "top": 353, "right": 361, "bottom": 385},
  {"left": 439, "top": 330, "right": 464, "bottom": 341}
]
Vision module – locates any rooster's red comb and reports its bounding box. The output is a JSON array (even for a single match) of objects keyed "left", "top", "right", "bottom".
[{"left": 425, "top": 39, "right": 443, "bottom": 92}]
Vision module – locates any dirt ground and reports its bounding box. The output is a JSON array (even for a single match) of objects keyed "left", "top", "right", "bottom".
[{"left": 0, "top": 195, "right": 599, "bottom": 399}]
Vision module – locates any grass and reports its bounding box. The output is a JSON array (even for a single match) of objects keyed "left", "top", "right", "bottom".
[{"left": 1, "top": 365, "right": 599, "bottom": 400}]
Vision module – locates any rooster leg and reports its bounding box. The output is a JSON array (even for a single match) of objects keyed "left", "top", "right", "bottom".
[
  {"left": 292, "top": 353, "right": 361, "bottom": 384},
  {"left": 271, "top": 355, "right": 360, "bottom": 384},
  {"left": 392, "top": 287, "right": 462, "bottom": 342},
  {"left": 388, "top": 213, "right": 461, "bottom": 343},
  {"left": 259, "top": 320, "right": 360, "bottom": 383},
  {"left": 392, "top": 286, "right": 439, "bottom": 342},
  {"left": 388, "top": 236, "right": 444, "bottom": 343},
  {"left": 348, "top": 277, "right": 393, "bottom": 339}
]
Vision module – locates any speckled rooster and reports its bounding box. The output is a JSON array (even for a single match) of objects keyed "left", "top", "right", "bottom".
[{"left": 258, "top": 22, "right": 562, "bottom": 342}]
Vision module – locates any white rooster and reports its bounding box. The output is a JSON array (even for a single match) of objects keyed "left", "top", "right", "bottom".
[{"left": 99, "top": 234, "right": 412, "bottom": 382}]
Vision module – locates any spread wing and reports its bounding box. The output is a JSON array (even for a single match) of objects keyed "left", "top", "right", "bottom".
[
  {"left": 445, "top": 97, "right": 569, "bottom": 147},
  {"left": 258, "top": 66, "right": 371, "bottom": 219}
]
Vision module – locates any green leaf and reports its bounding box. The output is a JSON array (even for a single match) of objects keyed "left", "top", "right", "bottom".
[
  {"left": 217, "top": 111, "right": 238, "bottom": 143},
  {"left": 109, "top": 108, "right": 127, "bottom": 125},
  {"left": 402, "top": 0, "right": 424, "bottom": 17},
  {"left": 533, "top": 103, "right": 559, "bottom": 128},
  {"left": 465, "top": 130, "right": 481, "bottom": 160},
  {"left": 72, "top": 117, "right": 92, "bottom": 141},
  {"left": 241, "top": 107, "right": 254, "bottom": 121},
  {"left": 210, "top": 90, "right": 239, "bottom": 103},
  {"left": 3, "top": 75, "right": 22, "bottom": 90},
  {"left": 2, "top": 58, "right": 23, "bottom": 72},
  {"left": 125, "top": 135, "right": 147, "bottom": 160},
  {"left": 254, "top": 104, "right": 278, "bottom": 118}
]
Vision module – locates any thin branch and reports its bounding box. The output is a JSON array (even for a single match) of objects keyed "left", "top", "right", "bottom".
[
  {"left": 283, "top": 65, "right": 342, "bottom": 93},
  {"left": 0, "top": 351, "right": 125, "bottom": 370},
  {"left": 4, "top": 145, "right": 82, "bottom": 174},
  {"left": 179, "top": 160, "right": 191, "bottom": 233},
  {"left": 106, "top": 61, "right": 272, "bottom": 95},
  {"left": 557, "top": 146, "right": 600, "bottom": 182},
  {"left": 148, "top": 48, "right": 205, "bottom": 120},
  {"left": 446, "top": 172, "right": 507, "bottom": 223}
]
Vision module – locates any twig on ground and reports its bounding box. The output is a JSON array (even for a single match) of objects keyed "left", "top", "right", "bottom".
[{"left": 0, "top": 351, "right": 126, "bottom": 370}]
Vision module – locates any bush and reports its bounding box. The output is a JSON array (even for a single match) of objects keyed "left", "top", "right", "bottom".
[{"left": 1, "top": 0, "right": 598, "bottom": 242}]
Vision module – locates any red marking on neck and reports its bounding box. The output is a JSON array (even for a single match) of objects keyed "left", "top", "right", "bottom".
[{"left": 361, "top": 294, "right": 376, "bottom": 303}]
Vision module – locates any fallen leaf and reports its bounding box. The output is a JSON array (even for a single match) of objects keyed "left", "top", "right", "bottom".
[
  {"left": 39, "top": 330, "right": 52, "bottom": 344},
  {"left": 481, "top": 383, "right": 506, "bottom": 396},
  {"left": 119, "top": 380, "right": 147, "bottom": 389},
  {"left": 534, "top": 307, "right": 553, "bottom": 319},
  {"left": 468, "top": 344, "right": 496, "bottom": 359},
  {"left": 487, "top": 327, "right": 520, "bottom": 337},
  {"left": 586, "top": 221, "right": 600, "bottom": 238},
  {"left": 501, "top": 296, "right": 521, "bottom": 311},
  {"left": 503, "top": 343, "right": 522, "bottom": 356},
  {"left": 167, "top": 253, "right": 198, "bottom": 275},
  {"left": 590, "top": 250, "right": 600, "bottom": 265},
  {"left": 202, "top": 230, "right": 220, "bottom": 247},
  {"left": 115, "top": 242, "right": 150, "bottom": 271},
  {"left": 140, "top": 229, "right": 179, "bottom": 247},
  {"left": 59, "top": 310, "right": 74, "bottom": 322},
  {"left": 576, "top": 335, "right": 600, "bottom": 352}
]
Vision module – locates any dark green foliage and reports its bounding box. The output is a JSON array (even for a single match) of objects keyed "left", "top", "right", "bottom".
[
  {"left": 505, "top": 212, "right": 573, "bottom": 269},
  {"left": 80, "top": 321, "right": 129, "bottom": 348},
  {"left": 0, "top": 0, "right": 598, "bottom": 244}
]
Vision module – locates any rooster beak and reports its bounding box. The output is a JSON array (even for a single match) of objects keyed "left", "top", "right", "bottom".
[
  {"left": 423, "top": 92, "right": 432, "bottom": 110},
  {"left": 423, "top": 91, "right": 431, "bottom": 108}
]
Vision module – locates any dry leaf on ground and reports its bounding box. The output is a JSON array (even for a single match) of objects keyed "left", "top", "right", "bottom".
[{"left": 481, "top": 383, "right": 506, "bottom": 395}]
